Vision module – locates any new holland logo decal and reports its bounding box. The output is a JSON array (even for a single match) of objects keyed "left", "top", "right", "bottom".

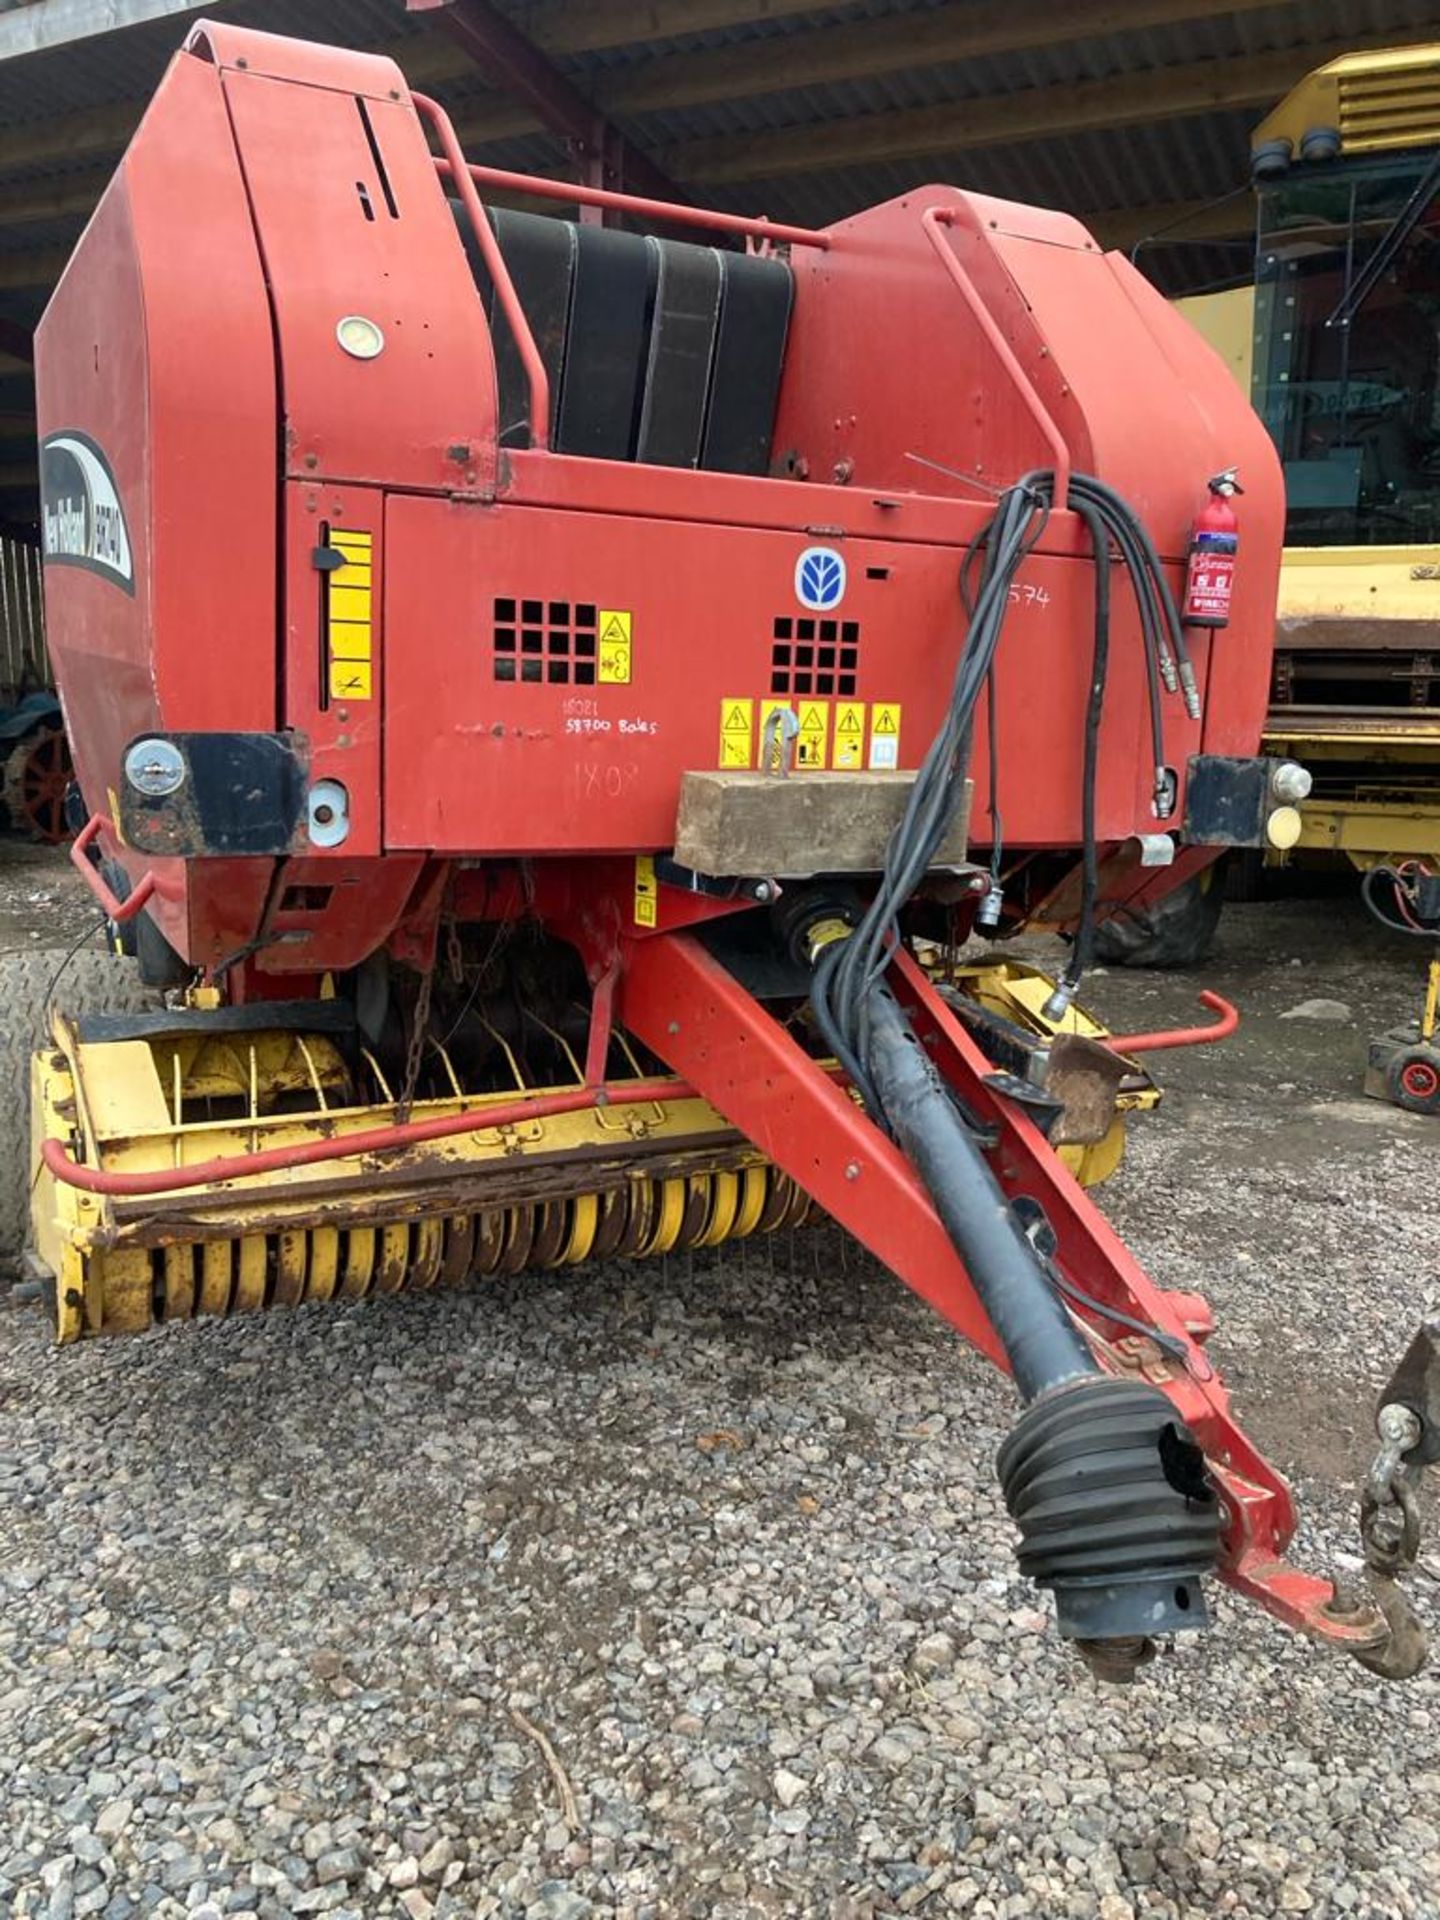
[{"left": 40, "top": 431, "right": 134, "bottom": 594}]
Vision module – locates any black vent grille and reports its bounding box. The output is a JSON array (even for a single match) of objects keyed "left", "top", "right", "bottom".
[
  {"left": 769, "top": 615, "right": 859, "bottom": 697},
  {"left": 493, "top": 597, "right": 598, "bottom": 685}
]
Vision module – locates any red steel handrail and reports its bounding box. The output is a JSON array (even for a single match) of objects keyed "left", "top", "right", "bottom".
[
  {"left": 70, "top": 813, "right": 156, "bottom": 925},
  {"left": 42, "top": 1077, "right": 696, "bottom": 1196},
  {"left": 1106, "top": 990, "right": 1239, "bottom": 1055},
  {"left": 433, "top": 157, "right": 830, "bottom": 253},
  {"left": 920, "top": 204, "right": 1072, "bottom": 511},
  {"left": 412, "top": 90, "right": 552, "bottom": 449}
]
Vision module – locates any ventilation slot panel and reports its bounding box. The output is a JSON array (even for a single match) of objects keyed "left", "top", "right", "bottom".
[
  {"left": 769, "top": 615, "right": 860, "bottom": 697},
  {"left": 493, "top": 598, "right": 597, "bottom": 685}
]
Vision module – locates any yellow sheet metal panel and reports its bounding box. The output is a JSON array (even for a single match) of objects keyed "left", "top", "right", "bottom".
[
  {"left": 1254, "top": 46, "right": 1440, "bottom": 158},
  {"left": 1277, "top": 545, "right": 1440, "bottom": 624},
  {"left": 1296, "top": 801, "right": 1440, "bottom": 861},
  {"left": 1175, "top": 287, "right": 1254, "bottom": 397},
  {"left": 72, "top": 1039, "right": 171, "bottom": 1137}
]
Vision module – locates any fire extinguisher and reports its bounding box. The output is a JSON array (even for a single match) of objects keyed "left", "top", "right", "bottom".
[{"left": 1182, "top": 467, "right": 1243, "bottom": 628}]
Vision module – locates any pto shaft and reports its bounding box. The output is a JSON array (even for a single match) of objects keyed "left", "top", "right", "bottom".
[{"left": 861, "top": 982, "right": 1220, "bottom": 1662}]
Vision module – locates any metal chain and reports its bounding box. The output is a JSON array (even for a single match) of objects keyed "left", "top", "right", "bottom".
[
  {"left": 396, "top": 958, "right": 436, "bottom": 1125},
  {"left": 1361, "top": 1403, "right": 1424, "bottom": 1577}
]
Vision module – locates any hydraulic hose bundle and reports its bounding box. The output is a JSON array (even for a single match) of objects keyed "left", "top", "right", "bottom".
[{"left": 809, "top": 471, "right": 1220, "bottom": 1666}]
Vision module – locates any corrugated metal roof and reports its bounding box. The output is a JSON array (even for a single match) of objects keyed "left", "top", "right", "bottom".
[
  {"left": 2, "top": 0, "right": 1438, "bottom": 517},
  {"left": 3, "top": 0, "right": 1437, "bottom": 226}
]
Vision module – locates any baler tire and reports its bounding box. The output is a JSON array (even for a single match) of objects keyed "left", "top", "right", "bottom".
[
  {"left": 1093, "top": 860, "right": 1227, "bottom": 971},
  {"left": 0, "top": 949, "right": 156, "bottom": 1265}
]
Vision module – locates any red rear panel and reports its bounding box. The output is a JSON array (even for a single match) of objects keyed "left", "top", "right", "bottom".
[{"left": 382, "top": 493, "right": 1206, "bottom": 856}]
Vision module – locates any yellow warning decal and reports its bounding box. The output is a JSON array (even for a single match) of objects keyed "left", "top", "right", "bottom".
[
  {"left": 598, "top": 609, "right": 633, "bottom": 685},
  {"left": 796, "top": 701, "right": 828, "bottom": 770},
  {"left": 329, "top": 660, "right": 372, "bottom": 701},
  {"left": 869, "top": 701, "right": 901, "bottom": 770},
  {"left": 634, "top": 853, "right": 658, "bottom": 928},
  {"left": 719, "top": 697, "right": 754, "bottom": 768},
  {"left": 759, "top": 698, "right": 795, "bottom": 770},
  {"left": 833, "top": 700, "right": 865, "bottom": 770},
  {"left": 327, "top": 528, "right": 373, "bottom": 704}
]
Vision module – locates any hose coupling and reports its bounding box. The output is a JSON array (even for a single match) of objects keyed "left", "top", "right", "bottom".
[
  {"left": 1042, "top": 977, "right": 1078, "bottom": 1023},
  {"left": 1178, "top": 660, "right": 1201, "bottom": 721}
]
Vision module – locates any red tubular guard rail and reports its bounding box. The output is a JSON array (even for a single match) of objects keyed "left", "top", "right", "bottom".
[
  {"left": 70, "top": 814, "right": 156, "bottom": 925},
  {"left": 42, "top": 1078, "right": 694, "bottom": 1197},
  {"left": 412, "top": 90, "right": 552, "bottom": 450},
  {"left": 921, "top": 205, "right": 1072, "bottom": 511},
  {"left": 1107, "top": 989, "right": 1239, "bottom": 1055},
  {"left": 433, "top": 156, "right": 830, "bottom": 254}
]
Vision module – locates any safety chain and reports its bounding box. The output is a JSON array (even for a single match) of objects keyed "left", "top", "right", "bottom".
[
  {"left": 396, "top": 957, "right": 436, "bottom": 1125},
  {"left": 1341, "top": 1400, "right": 1431, "bottom": 1679},
  {"left": 1361, "top": 1402, "right": 1424, "bottom": 1579}
]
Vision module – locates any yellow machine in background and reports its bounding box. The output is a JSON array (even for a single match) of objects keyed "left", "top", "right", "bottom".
[
  {"left": 1178, "top": 45, "right": 1440, "bottom": 878},
  {"left": 1159, "top": 48, "right": 1440, "bottom": 1110}
]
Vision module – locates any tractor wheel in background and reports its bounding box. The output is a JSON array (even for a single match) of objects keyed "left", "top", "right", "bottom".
[
  {"left": 1386, "top": 1046, "right": 1440, "bottom": 1117},
  {"left": 0, "top": 949, "right": 155, "bottom": 1265},
  {"left": 4, "top": 724, "right": 73, "bottom": 844},
  {"left": 1093, "top": 858, "right": 1228, "bottom": 970}
]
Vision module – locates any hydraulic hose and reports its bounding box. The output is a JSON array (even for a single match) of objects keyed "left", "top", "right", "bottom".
[{"left": 863, "top": 984, "right": 1096, "bottom": 1401}]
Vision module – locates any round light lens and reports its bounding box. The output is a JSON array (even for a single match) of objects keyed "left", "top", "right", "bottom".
[
  {"left": 1265, "top": 805, "right": 1303, "bottom": 850},
  {"left": 336, "top": 314, "right": 384, "bottom": 360}
]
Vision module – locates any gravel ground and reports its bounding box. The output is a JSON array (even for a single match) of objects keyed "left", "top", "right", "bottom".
[{"left": 1, "top": 861, "right": 1438, "bottom": 1920}]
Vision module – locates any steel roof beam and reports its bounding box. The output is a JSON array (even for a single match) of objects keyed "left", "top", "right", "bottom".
[{"left": 406, "top": 0, "right": 688, "bottom": 206}]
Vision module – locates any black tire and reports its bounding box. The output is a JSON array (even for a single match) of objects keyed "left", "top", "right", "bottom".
[
  {"left": 1386, "top": 1046, "right": 1440, "bottom": 1117},
  {"left": 0, "top": 949, "right": 156, "bottom": 1263},
  {"left": 1094, "top": 860, "right": 1228, "bottom": 970},
  {"left": 99, "top": 856, "right": 190, "bottom": 987}
]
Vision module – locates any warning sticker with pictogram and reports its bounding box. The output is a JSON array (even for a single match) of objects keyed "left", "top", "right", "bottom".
[
  {"left": 796, "top": 701, "right": 829, "bottom": 769},
  {"left": 869, "top": 701, "right": 901, "bottom": 770},
  {"left": 633, "top": 853, "right": 658, "bottom": 927},
  {"left": 598, "top": 608, "right": 633, "bottom": 684},
  {"left": 718, "top": 697, "right": 754, "bottom": 768},
  {"left": 759, "top": 698, "right": 795, "bottom": 770},
  {"left": 833, "top": 700, "right": 865, "bottom": 770}
]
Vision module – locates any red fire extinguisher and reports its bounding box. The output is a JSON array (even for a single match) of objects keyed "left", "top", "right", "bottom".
[{"left": 1183, "top": 468, "right": 1243, "bottom": 628}]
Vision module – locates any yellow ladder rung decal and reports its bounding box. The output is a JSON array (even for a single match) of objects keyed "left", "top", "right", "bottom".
[
  {"left": 329, "top": 584, "right": 372, "bottom": 622},
  {"left": 328, "top": 621, "right": 372, "bottom": 661}
]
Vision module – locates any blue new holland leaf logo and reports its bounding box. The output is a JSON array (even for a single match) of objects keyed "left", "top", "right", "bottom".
[{"left": 795, "top": 545, "right": 846, "bottom": 611}]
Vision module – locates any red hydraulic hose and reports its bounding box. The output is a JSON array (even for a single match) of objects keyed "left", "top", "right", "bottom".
[
  {"left": 42, "top": 1078, "right": 695, "bottom": 1198},
  {"left": 1106, "top": 990, "right": 1239, "bottom": 1055}
]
